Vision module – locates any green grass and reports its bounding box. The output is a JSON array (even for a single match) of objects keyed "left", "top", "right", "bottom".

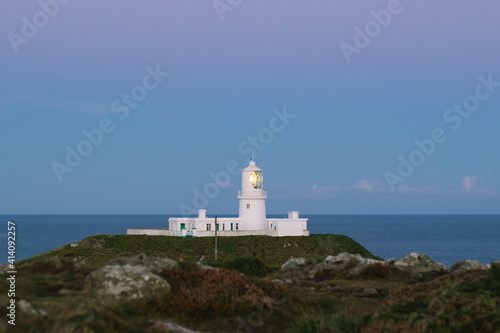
[
  {"left": 17, "top": 233, "right": 380, "bottom": 271},
  {"left": 3, "top": 234, "right": 499, "bottom": 333},
  {"left": 291, "top": 307, "right": 363, "bottom": 333}
]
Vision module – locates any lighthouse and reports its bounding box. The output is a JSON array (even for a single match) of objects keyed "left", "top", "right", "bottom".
[
  {"left": 129, "top": 158, "right": 309, "bottom": 237},
  {"left": 238, "top": 158, "right": 267, "bottom": 230}
]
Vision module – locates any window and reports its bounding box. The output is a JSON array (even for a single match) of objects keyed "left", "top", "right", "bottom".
[
  {"left": 236, "top": 223, "right": 239, "bottom": 230},
  {"left": 247, "top": 204, "right": 250, "bottom": 209},
  {"left": 206, "top": 224, "right": 211, "bottom": 231}
]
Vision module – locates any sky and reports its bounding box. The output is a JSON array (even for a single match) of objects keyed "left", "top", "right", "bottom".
[{"left": 1, "top": 0, "right": 499, "bottom": 215}]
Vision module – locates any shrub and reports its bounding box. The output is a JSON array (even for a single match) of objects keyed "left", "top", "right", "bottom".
[
  {"left": 290, "top": 306, "right": 326, "bottom": 333},
  {"left": 359, "top": 263, "right": 390, "bottom": 279},
  {"left": 491, "top": 262, "right": 500, "bottom": 280},
  {"left": 330, "top": 311, "right": 363, "bottom": 333},
  {"left": 461, "top": 263, "right": 500, "bottom": 297},
  {"left": 155, "top": 265, "right": 282, "bottom": 319},
  {"left": 223, "top": 257, "right": 271, "bottom": 277}
]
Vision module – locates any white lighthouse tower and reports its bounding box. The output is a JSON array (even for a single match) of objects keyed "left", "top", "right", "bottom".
[
  {"left": 238, "top": 158, "right": 267, "bottom": 230},
  {"left": 130, "top": 158, "right": 309, "bottom": 237}
]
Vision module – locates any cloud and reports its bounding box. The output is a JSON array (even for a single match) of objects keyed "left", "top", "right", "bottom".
[
  {"left": 271, "top": 183, "right": 341, "bottom": 199},
  {"left": 273, "top": 176, "right": 497, "bottom": 200},
  {"left": 352, "top": 180, "right": 386, "bottom": 193},
  {"left": 461, "top": 175, "right": 493, "bottom": 195},
  {"left": 310, "top": 184, "right": 342, "bottom": 197},
  {"left": 353, "top": 180, "right": 372, "bottom": 192},
  {"left": 462, "top": 176, "right": 479, "bottom": 193}
]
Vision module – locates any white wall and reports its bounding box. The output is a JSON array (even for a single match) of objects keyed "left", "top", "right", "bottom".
[{"left": 275, "top": 220, "right": 304, "bottom": 236}]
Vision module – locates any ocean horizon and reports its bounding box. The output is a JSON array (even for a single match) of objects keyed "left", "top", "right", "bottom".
[{"left": 1, "top": 214, "right": 499, "bottom": 268}]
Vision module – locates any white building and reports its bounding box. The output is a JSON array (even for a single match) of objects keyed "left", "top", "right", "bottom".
[{"left": 127, "top": 159, "right": 309, "bottom": 237}]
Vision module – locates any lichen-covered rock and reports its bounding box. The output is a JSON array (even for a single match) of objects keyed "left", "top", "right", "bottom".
[
  {"left": 450, "top": 260, "right": 484, "bottom": 274},
  {"left": 80, "top": 236, "right": 106, "bottom": 249},
  {"left": 387, "top": 253, "right": 446, "bottom": 273},
  {"left": 18, "top": 300, "right": 47, "bottom": 317},
  {"left": 280, "top": 257, "right": 309, "bottom": 279},
  {"left": 280, "top": 252, "right": 450, "bottom": 280},
  {"left": 356, "top": 287, "right": 379, "bottom": 298},
  {"left": 309, "top": 252, "right": 383, "bottom": 278},
  {"left": 195, "top": 262, "right": 219, "bottom": 271},
  {"left": 85, "top": 254, "right": 177, "bottom": 302},
  {"left": 281, "top": 257, "right": 307, "bottom": 271},
  {"left": 102, "top": 253, "right": 178, "bottom": 274}
]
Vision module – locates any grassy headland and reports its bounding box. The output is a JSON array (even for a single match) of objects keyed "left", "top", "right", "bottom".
[
  {"left": 18, "top": 233, "right": 380, "bottom": 271},
  {"left": 0, "top": 234, "right": 498, "bottom": 333}
]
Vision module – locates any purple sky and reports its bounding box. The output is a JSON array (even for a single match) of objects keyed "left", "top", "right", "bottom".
[{"left": 1, "top": 1, "right": 499, "bottom": 214}]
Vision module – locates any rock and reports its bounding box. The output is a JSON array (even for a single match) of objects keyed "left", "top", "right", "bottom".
[
  {"left": 72, "top": 256, "right": 88, "bottom": 266},
  {"left": 0, "top": 264, "right": 8, "bottom": 275},
  {"left": 81, "top": 236, "right": 106, "bottom": 249},
  {"left": 450, "top": 260, "right": 484, "bottom": 274},
  {"left": 331, "top": 285, "right": 347, "bottom": 293},
  {"left": 281, "top": 257, "right": 307, "bottom": 271},
  {"left": 309, "top": 252, "right": 383, "bottom": 279},
  {"left": 357, "top": 288, "right": 379, "bottom": 298},
  {"left": 85, "top": 254, "right": 177, "bottom": 302},
  {"left": 280, "top": 257, "right": 310, "bottom": 279},
  {"left": 389, "top": 253, "right": 447, "bottom": 273},
  {"left": 195, "top": 262, "right": 218, "bottom": 271},
  {"left": 105, "top": 253, "right": 178, "bottom": 274},
  {"left": 70, "top": 242, "right": 79, "bottom": 248},
  {"left": 285, "top": 279, "right": 293, "bottom": 284},
  {"left": 18, "top": 300, "right": 46, "bottom": 317}
]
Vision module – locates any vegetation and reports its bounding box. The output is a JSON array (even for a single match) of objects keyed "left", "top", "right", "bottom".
[
  {"left": 0, "top": 235, "right": 498, "bottom": 332},
  {"left": 17, "top": 233, "right": 380, "bottom": 270}
]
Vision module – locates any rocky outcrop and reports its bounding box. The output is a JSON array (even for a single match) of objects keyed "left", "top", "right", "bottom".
[
  {"left": 280, "top": 257, "right": 311, "bottom": 279},
  {"left": 386, "top": 253, "right": 447, "bottom": 273},
  {"left": 85, "top": 254, "right": 177, "bottom": 302},
  {"left": 281, "top": 257, "right": 307, "bottom": 271},
  {"left": 279, "top": 252, "right": 448, "bottom": 280},
  {"left": 309, "top": 253, "right": 384, "bottom": 279},
  {"left": 356, "top": 287, "right": 379, "bottom": 298},
  {"left": 80, "top": 236, "right": 106, "bottom": 249},
  {"left": 450, "top": 260, "right": 484, "bottom": 274}
]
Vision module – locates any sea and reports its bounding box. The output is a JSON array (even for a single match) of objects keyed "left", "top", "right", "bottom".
[{"left": 1, "top": 214, "right": 499, "bottom": 268}]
